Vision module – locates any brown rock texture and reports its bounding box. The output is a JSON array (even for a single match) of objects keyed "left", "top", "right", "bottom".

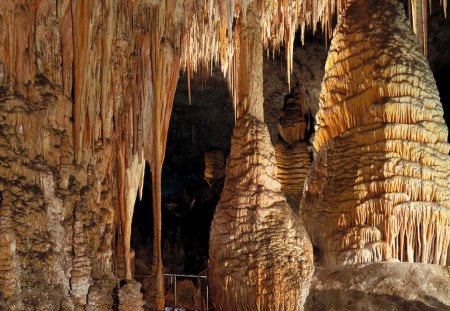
[
  {"left": 118, "top": 280, "right": 145, "bottom": 311},
  {"left": 209, "top": 4, "right": 314, "bottom": 310},
  {"left": 0, "top": 0, "right": 325, "bottom": 309},
  {"left": 209, "top": 115, "right": 314, "bottom": 311},
  {"left": 0, "top": 0, "right": 182, "bottom": 309},
  {"left": 204, "top": 149, "right": 226, "bottom": 186},
  {"left": 305, "top": 262, "right": 450, "bottom": 310},
  {"left": 275, "top": 96, "right": 313, "bottom": 209},
  {"left": 263, "top": 43, "right": 327, "bottom": 145},
  {"left": 275, "top": 142, "right": 311, "bottom": 206},
  {"left": 165, "top": 279, "right": 204, "bottom": 310},
  {"left": 303, "top": 0, "right": 450, "bottom": 266},
  {"left": 277, "top": 96, "right": 311, "bottom": 145},
  {"left": 0, "top": 2, "right": 122, "bottom": 309}
]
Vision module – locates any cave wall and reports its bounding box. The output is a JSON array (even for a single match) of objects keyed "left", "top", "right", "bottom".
[{"left": 0, "top": 1, "right": 157, "bottom": 309}]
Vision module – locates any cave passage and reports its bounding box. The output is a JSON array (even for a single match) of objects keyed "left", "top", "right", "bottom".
[{"left": 131, "top": 68, "right": 234, "bottom": 279}]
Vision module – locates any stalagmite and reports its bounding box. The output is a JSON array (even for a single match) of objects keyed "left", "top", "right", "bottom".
[
  {"left": 275, "top": 95, "right": 312, "bottom": 209},
  {"left": 208, "top": 4, "right": 314, "bottom": 310},
  {"left": 275, "top": 143, "right": 311, "bottom": 203},
  {"left": 302, "top": 0, "right": 450, "bottom": 266},
  {"left": 277, "top": 96, "right": 311, "bottom": 145}
]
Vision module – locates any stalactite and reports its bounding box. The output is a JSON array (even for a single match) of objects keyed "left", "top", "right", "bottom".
[
  {"left": 144, "top": 3, "right": 182, "bottom": 309},
  {"left": 71, "top": 0, "right": 91, "bottom": 165}
]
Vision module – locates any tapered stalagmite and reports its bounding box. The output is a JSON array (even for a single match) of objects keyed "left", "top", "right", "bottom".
[
  {"left": 303, "top": 0, "right": 450, "bottom": 266},
  {"left": 208, "top": 4, "right": 314, "bottom": 310}
]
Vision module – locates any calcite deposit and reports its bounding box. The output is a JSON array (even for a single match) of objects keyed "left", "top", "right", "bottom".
[
  {"left": 275, "top": 96, "right": 313, "bottom": 209},
  {"left": 209, "top": 4, "right": 314, "bottom": 310},
  {"left": 209, "top": 115, "right": 315, "bottom": 310},
  {"left": 303, "top": 0, "right": 450, "bottom": 266},
  {"left": 0, "top": 0, "right": 449, "bottom": 310}
]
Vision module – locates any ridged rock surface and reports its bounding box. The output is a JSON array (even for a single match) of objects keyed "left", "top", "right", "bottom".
[
  {"left": 209, "top": 115, "right": 314, "bottom": 311},
  {"left": 275, "top": 96, "right": 312, "bottom": 209},
  {"left": 118, "top": 280, "right": 145, "bottom": 311},
  {"left": 204, "top": 149, "right": 226, "bottom": 186},
  {"left": 275, "top": 142, "right": 311, "bottom": 209},
  {"left": 306, "top": 262, "right": 450, "bottom": 310},
  {"left": 303, "top": 0, "right": 450, "bottom": 266},
  {"left": 0, "top": 1, "right": 155, "bottom": 309},
  {"left": 277, "top": 96, "right": 311, "bottom": 145}
]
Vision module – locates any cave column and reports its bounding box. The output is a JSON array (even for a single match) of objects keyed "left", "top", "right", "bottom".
[
  {"left": 237, "top": 3, "right": 264, "bottom": 120},
  {"left": 208, "top": 3, "right": 314, "bottom": 310},
  {"left": 148, "top": 22, "right": 180, "bottom": 310},
  {"left": 151, "top": 130, "right": 164, "bottom": 310}
]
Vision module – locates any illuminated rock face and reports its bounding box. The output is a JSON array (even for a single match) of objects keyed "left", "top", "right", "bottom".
[
  {"left": 209, "top": 115, "right": 314, "bottom": 311},
  {"left": 275, "top": 96, "right": 313, "bottom": 210},
  {"left": 0, "top": 1, "right": 154, "bottom": 309},
  {"left": 303, "top": 0, "right": 450, "bottom": 266},
  {"left": 209, "top": 5, "right": 314, "bottom": 310},
  {"left": 204, "top": 149, "right": 226, "bottom": 186},
  {"left": 275, "top": 142, "right": 311, "bottom": 201}
]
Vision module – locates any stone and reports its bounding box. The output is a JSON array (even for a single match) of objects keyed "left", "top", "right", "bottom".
[
  {"left": 119, "top": 280, "right": 145, "bottom": 311},
  {"left": 209, "top": 115, "right": 314, "bottom": 311},
  {"left": 303, "top": 0, "right": 450, "bottom": 267},
  {"left": 306, "top": 262, "right": 450, "bottom": 310}
]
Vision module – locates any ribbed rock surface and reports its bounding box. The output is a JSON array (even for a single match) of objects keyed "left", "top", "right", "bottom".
[
  {"left": 275, "top": 142, "right": 311, "bottom": 204},
  {"left": 303, "top": 0, "right": 450, "bottom": 266},
  {"left": 209, "top": 115, "right": 314, "bottom": 311},
  {"left": 118, "top": 280, "right": 145, "bottom": 311},
  {"left": 275, "top": 96, "right": 312, "bottom": 209},
  {"left": 277, "top": 96, "right": 311, "bottom": 145}
]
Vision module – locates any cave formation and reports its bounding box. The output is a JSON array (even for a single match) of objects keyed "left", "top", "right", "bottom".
[{"left": 0, "top": 0, "right": 450, "bottom": 310}]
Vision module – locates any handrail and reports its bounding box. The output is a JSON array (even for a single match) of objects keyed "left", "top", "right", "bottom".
[{"left": 133, "top": 273, "right": 209, "bottom": 311}]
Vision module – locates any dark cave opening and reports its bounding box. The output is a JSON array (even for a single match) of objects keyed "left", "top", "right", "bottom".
[
  {"left": 131, "top": 68, "right": 234, "bottom": 278},
  {"left": 434, "top": 64, "right": 450, "bottom": 142}
]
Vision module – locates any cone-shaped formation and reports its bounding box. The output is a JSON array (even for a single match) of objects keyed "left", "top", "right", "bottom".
[
  {"left": 118, "top": 280, "right": 145, "bottom": 311},
  {"left": 303, "top": 0, "right": 450, "bottom": 266},
  {"left": 209, "top": 116, "right": 314, "bottom": 310}
]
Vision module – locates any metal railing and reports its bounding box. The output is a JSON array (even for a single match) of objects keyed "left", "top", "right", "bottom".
[{"left": 135, "top": 273, "right": 209, "bottom": 311}]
